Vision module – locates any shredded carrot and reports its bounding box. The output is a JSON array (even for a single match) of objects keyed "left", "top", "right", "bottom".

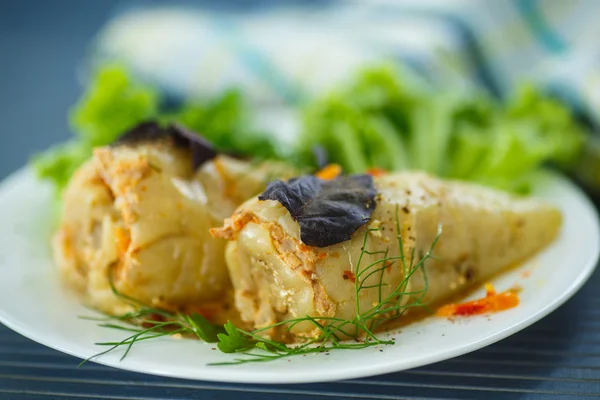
[
  {"left": 315, "top": 164, "right": 342, "bottom": 180},
  {"left": 436, "top": 283, "right": 519, "bottom": 317},
  {"left": 366, "top": 167, "right": 387, "bottom": 177},
  {"left": 298, "top": 243, "right": 312, "bottom": 253},
  {"left": 114, "top": 227, "right": 131, "bottom": 256}
]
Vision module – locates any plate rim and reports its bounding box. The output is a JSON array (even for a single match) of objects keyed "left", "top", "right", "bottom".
[{"left": 0, "top": 166, "right": 598, "bottom": 384}]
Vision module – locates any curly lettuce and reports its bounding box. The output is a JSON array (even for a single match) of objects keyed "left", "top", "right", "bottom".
[
  {"left": 34, "top": 63, "right": 589, "bottom": 196},
  {"left": 33, "top": 65, "right": 159, "bottom": 192},
  {"left": 172, "top": 90, "right": 282, "bottom": 160},
  {"left": 33, "top": 65, "right": 282, "bottom": 193},
  {"left": 300, "top": 66, "right": 587, "bottom": 193}
]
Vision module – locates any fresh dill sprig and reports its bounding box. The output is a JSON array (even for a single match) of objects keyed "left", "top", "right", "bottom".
[
  {"left": 78, "top": 270, "right": 223, "bottom": 366},
  {"left": 83, "top": 204, "right": 442, "bottom": 366}
]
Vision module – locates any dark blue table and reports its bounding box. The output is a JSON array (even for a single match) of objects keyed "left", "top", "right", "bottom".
[{"left": 1, "top": 1, "right": 599, "bottom": 399}]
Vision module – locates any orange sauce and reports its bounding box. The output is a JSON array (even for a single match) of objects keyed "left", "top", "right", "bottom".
[{"left": 436, "top": 284, "right": 519, "bottom": 317}]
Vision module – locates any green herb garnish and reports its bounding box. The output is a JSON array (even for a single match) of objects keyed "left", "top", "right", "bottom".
[
  {"left": 82, "top": 206, "right": 441, "bottom": 366},
  {"left": 78, "top": 269, "right": 224, "bottom": 366}
]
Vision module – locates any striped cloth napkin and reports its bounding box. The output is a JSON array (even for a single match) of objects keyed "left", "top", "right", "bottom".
[{"left": 90, "top": 0, "right": 600, "bottom": 191}]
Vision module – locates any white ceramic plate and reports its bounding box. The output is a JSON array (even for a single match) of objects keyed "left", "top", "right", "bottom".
[{"left": 0, "top": 168, "right": 597, "bottom": 384}]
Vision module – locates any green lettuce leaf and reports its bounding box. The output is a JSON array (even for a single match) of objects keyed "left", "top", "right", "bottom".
[
  {"left": 33, "top": 65, "right": 285, "bottom": 193},
  {"left": 70, "top": 64, "right": 159, "bottom": 146},
  {"left": 32, "top": 64, "right": 159, "bottom": 193},
  {"left": 300, "top": 65, "right": 588, "bottom": 193}
]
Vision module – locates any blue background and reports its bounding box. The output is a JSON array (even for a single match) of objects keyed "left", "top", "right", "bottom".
[{"left": 0, "top": 0, "right": 119, "bottom": 178}]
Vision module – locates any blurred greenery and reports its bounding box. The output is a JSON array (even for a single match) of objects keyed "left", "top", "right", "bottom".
[
  {"left": 33, "top": 64, "right": 283, "bottom": 193},
  {"left": 33, "top": 63, "right": 590, "bottom": 195},
  {"left": 300, "top": 65, "right": 587, "bottom": 193}
]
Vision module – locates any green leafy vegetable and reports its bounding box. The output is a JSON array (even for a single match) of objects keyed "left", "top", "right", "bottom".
[
  {"left": 33, "top": 65, "right": 285, "bottom": 193},
  {"left": 71, "top": 64, "right": 160, "bottom": 146},
  {"left": 34, "top": 61, "right": 589, "bottom": 196},
  {"left": 301, "top": 65, "right": 588, "bottom": 193},
  {"left": 33, "top": 64, "right": 159, "bottom": 193},
  {"left": 173, "top": 90, "right": 282, "bottom": 160},
  {"left": 32, "top": 141, "right": 93, "bottom": 194}
]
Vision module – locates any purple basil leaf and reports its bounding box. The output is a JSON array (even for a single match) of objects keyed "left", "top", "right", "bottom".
[
  {"left": 112, "top": 121, "right": 167, "bottom": 144},
  {"left": 258, "top": 174, "right": 377, "bottom": 247},
  {"left": 113, "top": 121, "right": 217, "bottom": 170},
  {"left": 170, "top": 123, "right": 218, "bottom": 169}
]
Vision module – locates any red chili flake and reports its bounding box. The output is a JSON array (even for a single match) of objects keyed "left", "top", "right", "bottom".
[
  {"left": 385, "top": 260, "right": 394, "bottom": 274},
  {"left": 343, "top": 270, "right": 356, "bottom": 283},
  {"left": 453, "top": 303, "right": 487, "bottom": 316}
]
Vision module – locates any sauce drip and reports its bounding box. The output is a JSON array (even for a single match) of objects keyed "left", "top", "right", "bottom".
[{"left": 436, "top": 284, "right": 519, "bottom": 317}]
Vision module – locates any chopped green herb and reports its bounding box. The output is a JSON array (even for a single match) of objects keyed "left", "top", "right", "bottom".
[
  {"left": 216, "top": 321, "right": 254, "bottom": 353},
  {"left": 186, "top": 313, "right": 223, "bottom": 343}
]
